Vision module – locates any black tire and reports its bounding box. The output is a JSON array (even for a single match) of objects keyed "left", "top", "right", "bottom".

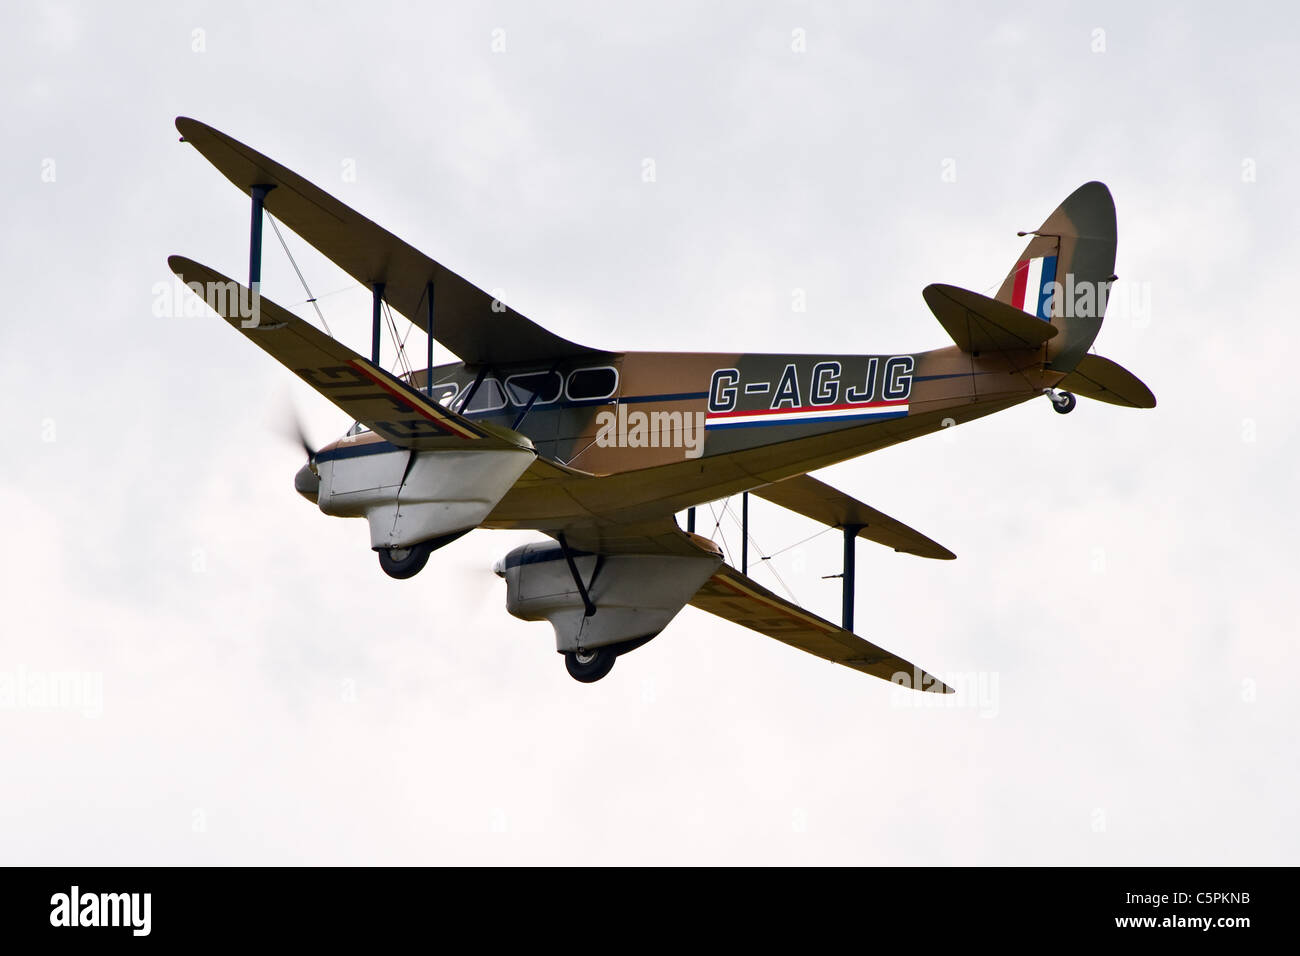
[
  {"left": 377, "top": 542, "right": 433, "bottom": 579},
  {"left": 1052, "top": 391, "right": 1077, "bottom": 415},
  {"left": 565, "top": 648, "right": 617, "bottom": 683}
]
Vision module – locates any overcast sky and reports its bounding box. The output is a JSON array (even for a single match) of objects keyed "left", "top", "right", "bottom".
[{"left": 2, "top": 0, "right": 1296, "bottom": 864}]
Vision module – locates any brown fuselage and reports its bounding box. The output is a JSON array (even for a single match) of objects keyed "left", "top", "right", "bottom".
[{"left": 319, "top": 345, "right": 1064, "bottom": 530}]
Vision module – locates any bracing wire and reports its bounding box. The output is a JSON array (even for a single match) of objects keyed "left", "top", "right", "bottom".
[
  {"left": 721, "top": 501, "right": 800, "bottom": 605},
  {"left": 707, "top": 499, "right": 735, "bottom": 568},
  {"left": 265, "top": 212, "right": 332, "bottom": 336},
  {"left": 696, "top": 495, "right": 844, "bottom": 607},
  {"left": 287, "top": 284, "right": 353, "bottom": 309},
  {"left": 765, "top": 525, "right": 834, "bottom": 560},
  {"left": 382, "top": 300, "right": 414, "bottom": 380}
]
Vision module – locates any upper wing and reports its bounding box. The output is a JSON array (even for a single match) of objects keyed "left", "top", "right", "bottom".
[
  {"left": 169, "top": 255, "right": 531, "bottom": 452},
  {"left": 175, "top": 116, "right": 608, "bottom": 366},
  {"left": 690, "top": 564, "right": 952, "bottom": 691},
  {"left": 753, "top": 474, "right": 955, "bottom": 560}
]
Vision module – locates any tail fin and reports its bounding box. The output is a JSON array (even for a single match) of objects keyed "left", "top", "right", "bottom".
[{"left": 994, "top": 182, "right": 1116, "bottom": 373}]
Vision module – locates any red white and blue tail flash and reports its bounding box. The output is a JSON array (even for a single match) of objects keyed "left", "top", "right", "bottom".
[{"left": 1010, "top": 256, "right": 1058, "bottom": 320}]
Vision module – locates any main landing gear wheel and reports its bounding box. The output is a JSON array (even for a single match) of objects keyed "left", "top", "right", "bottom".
[
  {"left": 565, "top": 648, "right": 617, "bottom": 683},
  {"left": 377, "top": 541, "right": 433, "bottom": 579},
  {"left": 1051, "top": 390, "right": 1077, "bottom": 415}
]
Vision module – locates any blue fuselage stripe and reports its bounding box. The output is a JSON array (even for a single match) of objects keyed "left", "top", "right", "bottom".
[{"left": 705, "top": 410, "right": 908, "bottom": 430}]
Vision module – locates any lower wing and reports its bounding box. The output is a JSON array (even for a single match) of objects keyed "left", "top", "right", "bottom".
[
  {"left": 556, "top": 516, "right": 952, "bottom": 691},
  {"left": 691, "top": 563, "right": 952, "bottom": 691}
]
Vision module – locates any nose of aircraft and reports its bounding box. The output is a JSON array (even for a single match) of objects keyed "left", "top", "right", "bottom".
[{"left": 294, "top": 461, "right": 320, "bottom": 502}]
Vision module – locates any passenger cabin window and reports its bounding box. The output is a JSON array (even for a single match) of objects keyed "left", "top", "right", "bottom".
[
  {"left": 566, "top": 366, "right": 619, "bottom": 401},
  {"left": 505, "top": 371, "right": 562, "bottom": 406},
  {"left": 464, "top": 377, "right": 508, "bottom": 413}
]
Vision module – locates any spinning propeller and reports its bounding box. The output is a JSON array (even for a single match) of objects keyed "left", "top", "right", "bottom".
[{"left": 285, "top": 411, "right": 321, "bottom": 501}]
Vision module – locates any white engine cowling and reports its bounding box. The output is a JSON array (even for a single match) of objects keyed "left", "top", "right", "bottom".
[
  {"left": 494, "top": 542, "right": 722, "bottom": 653},
  {"left": 317, "top": 445, "right": 535, "bottom": 549}
]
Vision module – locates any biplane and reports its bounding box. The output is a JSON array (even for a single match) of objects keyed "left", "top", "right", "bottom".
[{"left": 169, "top": 117, "right": 1154, "bottom": 687}]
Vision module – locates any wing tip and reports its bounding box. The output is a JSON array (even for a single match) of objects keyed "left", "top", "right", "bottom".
[
  {"left": 894, "top": 544, "right": 956, "bottom": 560},
  {"left": 175, "top": 115, "right": 206, "bottom": 138},
  {"left": 885, "top": 665, "right": 955, "bottom": 694},
  {"left": 915, "top": 675, "right": 957, "bottom": 694}
]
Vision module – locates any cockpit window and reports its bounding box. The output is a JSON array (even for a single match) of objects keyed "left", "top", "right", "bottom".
[
  {"left": 430, "top": 382, "right": 459, "bottom": 406},
  {"left": 347, "top": 421, "right": 371, "bottom": 437}
]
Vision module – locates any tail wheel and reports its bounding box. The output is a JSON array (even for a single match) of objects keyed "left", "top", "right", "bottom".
[
  {"left": 565, "top": 648, "right": 617, "bottom": 683},
  {"left": 1051, "top": 390, "right": 1077, "bottom": 415},
  {"left": 378, "top": 542, "right": 433, "bottom": 579}
]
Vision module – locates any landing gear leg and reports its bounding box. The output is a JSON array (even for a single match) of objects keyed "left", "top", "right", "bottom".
[{"left": 1044, "top": 388, "right": 1077, "bottom": 415}]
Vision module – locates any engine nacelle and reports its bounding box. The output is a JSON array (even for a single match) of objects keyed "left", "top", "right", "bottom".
[
  {"left": 494, "top": 542, "right": 722, "bottom": 653},
  {"left": 317, "top": 445, "right": 535, "bottom": 549}
]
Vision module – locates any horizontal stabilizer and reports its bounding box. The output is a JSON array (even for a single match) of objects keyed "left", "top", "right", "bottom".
[
  {"left": 1057, "top": 354, "right": 1157, "bottom": 408},
  {"left": 175, "top": 117, "right": 607, "bottom": 366},
  {"left": 690, "top": 565, "right": 952, "bottom": 691},
  {"left": 754, "top": 475, "right": 954, "bottom": 560},
  {"left": 168, "top": 255, "right": 532, "bottom": 452},
  {"left": 923, "top": 283, "right": 1058, "bottom": 353}
]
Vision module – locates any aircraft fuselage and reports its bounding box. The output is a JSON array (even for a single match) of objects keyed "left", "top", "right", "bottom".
[{"left": 316, "top": 345, "right": 1066, "bottom": 528}]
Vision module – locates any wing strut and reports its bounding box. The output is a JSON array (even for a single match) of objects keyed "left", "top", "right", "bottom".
[
  {"left": 424, "top": 282, "right": 435, "bottom": 398},
  {"left": 370, "top": 282, "right": 384, "bottom": 365},
  {"left": 741, "top": 492, "right": 749, "bottom": 574},
  {"left": 511, "top": 363, "right": 560, "bottom": 430},
  {"left": 248, "top": 184, "right": 273, "bottom": 291},
  {"left": 842, "top": 523, "right": 863, "bottom": 631},
  {"left": 243, "top": 165, "right": 391, "bottom": 372},
  {"left": 456, "top": 366, "right": 489, "bottom": 413}
]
